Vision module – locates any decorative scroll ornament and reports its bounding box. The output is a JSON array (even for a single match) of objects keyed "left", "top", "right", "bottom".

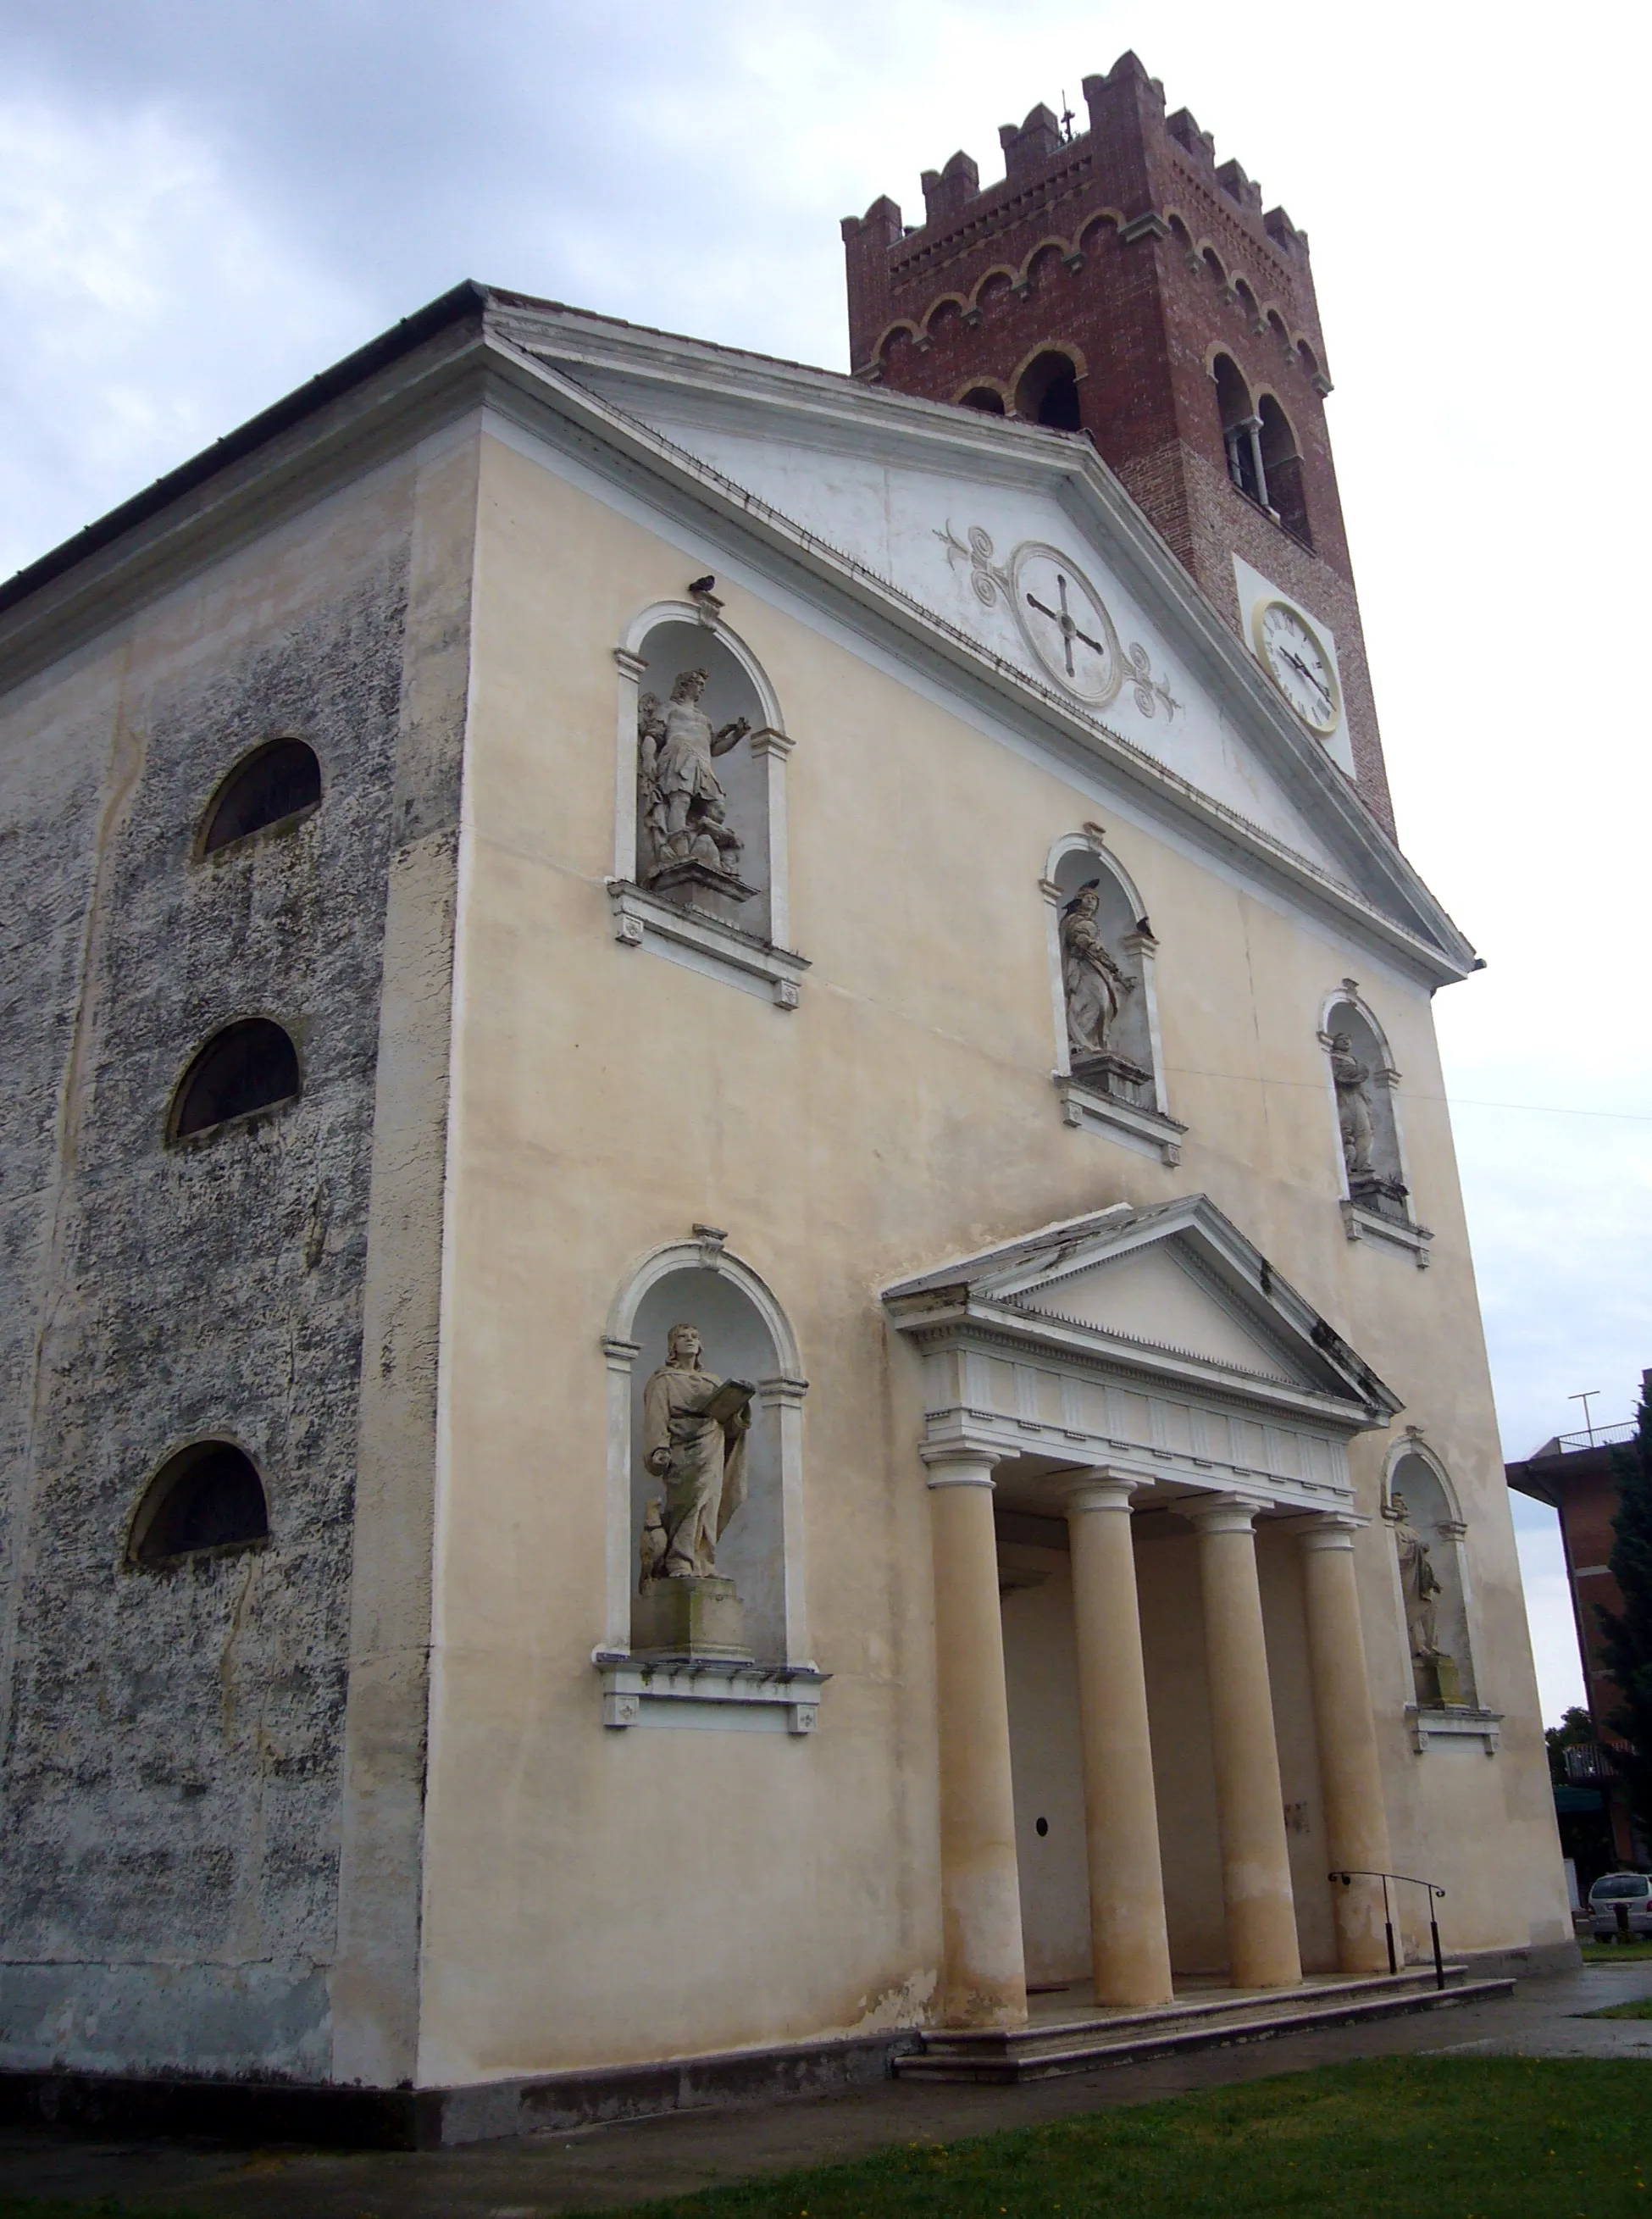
[{"left": 937, "top": 522, "right": 1180, "bottom": 722}]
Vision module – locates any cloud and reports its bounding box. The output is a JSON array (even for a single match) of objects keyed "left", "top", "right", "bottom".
[{"left": 2, "top": 0, "right": 1645, "bottom": 1702}]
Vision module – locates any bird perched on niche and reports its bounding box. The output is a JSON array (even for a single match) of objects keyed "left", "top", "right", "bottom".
[{"left": 688, "top": 574, "right": 716, "bottom": 595}]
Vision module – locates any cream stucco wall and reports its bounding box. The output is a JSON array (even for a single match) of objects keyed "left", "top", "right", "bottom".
[{"left": 414, "top": 424, "right": 1566, "bottom": 2082}]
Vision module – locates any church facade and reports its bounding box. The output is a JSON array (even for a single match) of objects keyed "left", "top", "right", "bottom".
[{"left": 0, "top": 55, "right": 1568, "bottom": 2128}]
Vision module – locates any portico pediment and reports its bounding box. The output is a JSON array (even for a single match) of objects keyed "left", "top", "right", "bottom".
[{"left": 883, "top": 1195, "right": 1400, "bottom": 1515}]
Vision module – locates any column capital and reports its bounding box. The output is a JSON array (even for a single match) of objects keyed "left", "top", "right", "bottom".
[
  {"left": 748, "top": 724, "right": 795, "bottom": 760},
  {"left": 1278, "top": 1509, "right": 1368, "bottom": 1552},
  {"left": 922, "top": 1443, "right": 1000, "bottom": 1489},
  {"left": 1185, "top": 1491, "right": 1270, "bottom": 1534},
  {"left": 1060, "top": 1468, "right": 1145, "bottom": 1514},
  {"left": 613, "top": 646, "right": 649, "bottom": 679}
]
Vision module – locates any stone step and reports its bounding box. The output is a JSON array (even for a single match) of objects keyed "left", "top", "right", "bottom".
[{"left": 895, "top": 1968, "right": 1515, "bottom": 2083}]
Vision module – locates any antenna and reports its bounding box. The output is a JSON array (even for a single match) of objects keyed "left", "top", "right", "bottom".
[
  {"left": 1060, "top": 91, "right": 1075, "bottom": 142},
  {"left": 1568, "top": 1390, "right": 1601, "bottom": 1445}
]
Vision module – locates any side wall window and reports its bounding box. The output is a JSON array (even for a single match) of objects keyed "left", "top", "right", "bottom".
[
  {"left": 200, "top": 739, "right": 322, "bottom": 853},
  {"left": 169, "top": 1018, "right": 302, "bottom": 1139},
  {"left": 129, "top": 1441, "right": 269, "bottom": 1566}
]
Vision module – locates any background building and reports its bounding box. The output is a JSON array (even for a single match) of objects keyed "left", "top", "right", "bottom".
[{"left": 1508, "top": 1375, "right": 1650, "bottom": 1876}]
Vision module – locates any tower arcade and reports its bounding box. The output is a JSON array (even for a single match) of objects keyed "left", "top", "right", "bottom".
[{"left": 841, "top": 51, "right": 1395, "bottom": 829}]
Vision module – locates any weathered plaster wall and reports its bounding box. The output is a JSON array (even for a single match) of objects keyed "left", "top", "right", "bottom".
[
  {"left": 408, "top": 424, "right": 1562, "bottom": 2085},
  {"left": 0, "top": 459, "right": 434, "bottom": 2078}
]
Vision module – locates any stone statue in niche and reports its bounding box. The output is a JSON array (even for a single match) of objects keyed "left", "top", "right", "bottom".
[
  {"left": 1390, "top": 1494, "right": 1462, "bottom": 1706},
  {"left": 634, "top": 1323, "right": 755, "bottom": 1659},
  {"left": 636, "top": 669, "right": 757, "bottom": 909},
  {"left": 1326, "top": 1029, "right": 1409, "bottom": 1216},
  {"left": 1062, "top": 882, "right": 1150, "bottom": 1101}
]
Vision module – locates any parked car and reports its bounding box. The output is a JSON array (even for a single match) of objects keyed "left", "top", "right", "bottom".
[{"left": 1588, "top": 1872, "right": 1652, "bottom": 1939}]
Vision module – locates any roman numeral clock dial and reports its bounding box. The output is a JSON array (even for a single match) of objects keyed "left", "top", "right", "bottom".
[{"left": 1252, "top": 598, "right": 1341, "bottom": 736}]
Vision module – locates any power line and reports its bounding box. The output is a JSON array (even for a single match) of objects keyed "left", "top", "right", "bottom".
[{"left": 1159, "top": 1068, "right": 1652, "bottom": 1122}]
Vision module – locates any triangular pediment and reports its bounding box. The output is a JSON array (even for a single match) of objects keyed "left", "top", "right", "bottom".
[
  {"left": 1008, "top": 1241, "right": 1300, "bottom": 1385},
  {"left": 883, "top": 1195, "right": 1400, "bottom": 1423},
  {"left": 484, "top": 296, "right": 1475, "bottom": 978}
]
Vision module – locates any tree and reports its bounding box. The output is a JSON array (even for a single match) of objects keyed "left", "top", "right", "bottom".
[
  {"left": 1597, "top": 1384, "right": 1652, "bottom": 1850},
  {"left": 1546, "top": 1704, "right": 1595, "bottom": 1789}
]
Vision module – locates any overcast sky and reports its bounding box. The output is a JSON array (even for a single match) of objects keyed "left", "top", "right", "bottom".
[{"left": 3, "top": 0, "right": 1647, "bottom": 1721}]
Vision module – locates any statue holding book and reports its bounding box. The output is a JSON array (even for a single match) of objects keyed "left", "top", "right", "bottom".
[{"left": 640, "top": 1323, "right": 753, "bottom": 1583}]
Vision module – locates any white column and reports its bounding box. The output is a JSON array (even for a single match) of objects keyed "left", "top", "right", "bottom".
[
  {"left": 1190, "top": 1495, "right": 1301, "bottom": 1989},
  {"left": 1295, "top": 1512, "right": 1394, "bottom": 1974},
  {"left": 756, "top": 1373, "right": 811, "bottom": 1665},
  {"left": 748, "top": 726, "right": 795, "bottom": 955},
  {"left": 1062, "top": 1473, "right": 1174, "bottom": 2006},
  {"left": 924, "top": 1445, "right": 1028, "bottom": 2030},
  {"left": 611, "top": 646, "right": 647, "bottom": 885}
]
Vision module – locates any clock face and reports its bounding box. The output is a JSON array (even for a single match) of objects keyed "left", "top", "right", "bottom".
[
  {"left": 1253, "top": 599, "right": 1341, "bottom": 735},
  {"left": 1009, "top": 543, "right": 1123, "bottom": 706}
]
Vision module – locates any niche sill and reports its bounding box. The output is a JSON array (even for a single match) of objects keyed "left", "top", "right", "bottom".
[
  {"left": 1340, "top": 1200, "right": 1433, "bottom": 1268},
  {"left": 1407, "top": 1705, "right": 1501, "bottom": 1756},
  {"left": 1056, "top": 1074, "right": 1186, "bottom": 1166},
  {"left": 607, "top": 879, "right": 808, "bottom": 1008},
  {"left": 594, "top": 1650, "right": 827, "bottom": 1734}
]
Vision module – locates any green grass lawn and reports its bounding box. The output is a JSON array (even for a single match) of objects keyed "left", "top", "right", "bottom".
[
  {"left": 3, "top": 2057, "right": 1650, "bottom": 2219},
  {"left": 1585, "top": 1995, "right": 1652, "bottom": 2020},
  {"left": 1582, "top": 1939, "right": 1652, "bottom": 1961},
  {"left": 569, "top": 2057, "right": 1651, "bottom": 2219}
]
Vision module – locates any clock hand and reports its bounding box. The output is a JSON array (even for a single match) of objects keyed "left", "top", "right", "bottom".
[{"left": 1280, "top": 648, "right": 1333, "bottom": 709}]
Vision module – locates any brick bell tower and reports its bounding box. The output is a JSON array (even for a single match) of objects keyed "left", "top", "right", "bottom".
[{"left": 842, "top": 52, "right": 1394, "bottom": 832}]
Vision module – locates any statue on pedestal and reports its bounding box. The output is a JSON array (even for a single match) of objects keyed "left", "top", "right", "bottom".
[
  {"left": 1328, "top": 1031, "right": 1376, "bottom": 1180},
  {"left": 1391, "top": 1493, "right": 1461, "bottom": 1705},
  {"left": 1327, "top": 1028, "right": 1410, "bottom": 1216},
  {"left": 1061, "top": 882, "right": 1148, "bottom": 1100},
  {"left": 637, "top": 670, "right": 756, "bottom": 907},
  {"left": 634, "top": 1324, "right": 755, "bottom": 1659}
]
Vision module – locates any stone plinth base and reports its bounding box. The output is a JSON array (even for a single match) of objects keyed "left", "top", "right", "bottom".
[
  {"left": 1069, "top": 1050, "right": 1152, "bottom": 1103},
  {"left": 1413, "top": 1655, "right": 1464, "bottom": 1706},
  {"left": 645, "top": 860, "right": 758, "bottom": 922},
  {"left": 632, "top": 1575, "right": 751, "bottom": 1660}
]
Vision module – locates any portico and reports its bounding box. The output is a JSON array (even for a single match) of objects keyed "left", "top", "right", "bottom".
[{"left": 884, "top": 1195, "right": 1400, "bottom": 2028}]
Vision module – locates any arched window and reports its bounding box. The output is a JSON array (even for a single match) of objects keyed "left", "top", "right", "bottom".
[
  {"left": 960, "top": 386, "right": 1006, "bottom": 415},
  {"left": 169, "top": 1018, "right": 301, "bottom": 1139},
  {"left": 129, "top": 1441, "right": 269, "bottom": 1566},
  {"left": 200, "top": 740, "right": 321, "bottom": 853},
  {"left": 1212, "top": 354, "right": 1262, "bottom": 502},
  {"left": 1258, "top": 396, "right": 1312, "bottom": 547},
  {"left": 1015, "top": 350, "right": 1083, "bottom": 430}
]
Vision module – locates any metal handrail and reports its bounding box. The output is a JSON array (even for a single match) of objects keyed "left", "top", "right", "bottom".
[{"left": 1329, "top": 1868, "right": 1447, "bottom": 1989}]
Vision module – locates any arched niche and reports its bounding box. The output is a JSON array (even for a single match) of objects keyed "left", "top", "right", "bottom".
[
  {"left": 1041, "top": 833, "right": 1184, "bottom": 1166},
  {"left": 1320, "top": 986, "right": 1410, "bottom": 1221},
  {"left": 1383, "top": 1436, "right": 1477, "bottom": 1708},
  {"left": 602, "top": 1238, "right": 807, "bottom": 1667},
  {"left": 610, "top": 603, "right": 802, "bottom": 1007}
]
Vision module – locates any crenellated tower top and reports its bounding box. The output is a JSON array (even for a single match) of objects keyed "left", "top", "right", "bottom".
[{"left": 841, "top": 51, "right": 1395, "bottom": 832}]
